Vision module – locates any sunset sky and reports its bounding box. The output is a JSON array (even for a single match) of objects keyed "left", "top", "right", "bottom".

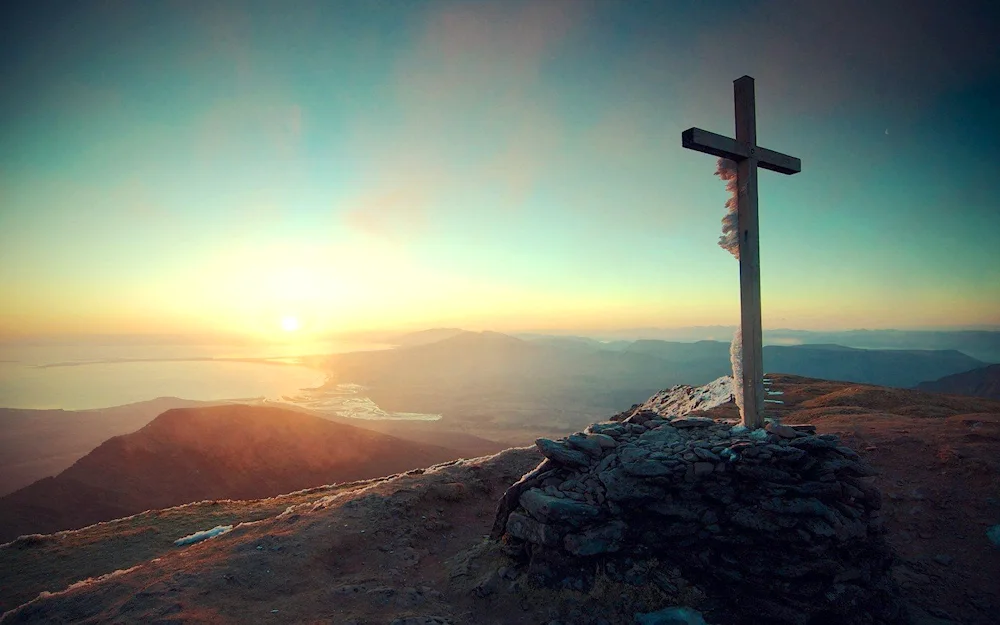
[{"left": 1, "top": 0, "right": 998, "bottom": 340}]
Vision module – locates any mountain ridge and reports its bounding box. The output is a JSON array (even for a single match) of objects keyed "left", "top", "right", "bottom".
[
  {"left": 916, "top": 364, "right": 1000, "bottom": 400},
  {"left": 0, "top": 404, "right": 465, "bottom": 542}
]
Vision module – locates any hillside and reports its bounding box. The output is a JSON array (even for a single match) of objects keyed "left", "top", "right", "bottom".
[
  {"left": 0, "top": 404, "right": 463, "bottom": 543},
  {"left": 0, "top": 397, "right": 226, "bottom": 496},
  {"left": 2, "top": 376, "right": 997, "bottom": 624},
  {"left": 917, "top": 364, "right": 1000, "bottom": 400},
  {"left": 763, "top": 344, "right": 984, "bottom": 388}
]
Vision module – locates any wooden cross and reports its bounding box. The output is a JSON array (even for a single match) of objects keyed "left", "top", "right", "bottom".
[{"left": 681, "top": 75, "right": 801, "bottom": 429}]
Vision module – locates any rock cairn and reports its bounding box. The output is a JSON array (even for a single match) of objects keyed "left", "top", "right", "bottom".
[{"left": 492, "top": 410, "right": 902, "bottom": 625}]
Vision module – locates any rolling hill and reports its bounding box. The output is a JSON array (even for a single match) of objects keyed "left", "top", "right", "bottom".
[
  {"left": 916, "top": 364, "right": 1000, "bottom": 400},
  {"left": 0, "top": 397, "right": 227, "bottom": 497},
  {"left": 0, "top": 404, "right": 464, "bottom": 543}
]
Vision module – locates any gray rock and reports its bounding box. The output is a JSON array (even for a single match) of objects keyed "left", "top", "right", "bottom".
[
  {"left": 835, "top": 445, "right": 861, "bottom": 460},
  {"left": 566, "top": 433, "right": 604, "bottom": 457},
  {"left": 564, "top": 520, "right": 628, "bottom": 556},
  {"left": 735, "top": 464, "right": 797, "bottom": 483},
  {"left": 693, "top": 462, "right": 715, "bottom": 477},
  {"left": 693, "top": 447, "right": 720, "bottom": 461},
  {"left": 647, "top": 502, "right": 705, "bottom": 521},
  {"left": 789, "top": 435, "right": 838, "bottom": 451},
  {"left": 635, "top": 607, "right": 708, "bottom": 625},
  {"left": 762, "top": 496, "right": 836, "bottom": 521},
  {"left": 535, "top": 438, "right": 591, "bottom": 467},
  {"left": 818, "top": 457, "right": 877, "bottom": 477},
  {"left": 671, "top": 416, "right": 715, "bottom": 428},
  {"left": 619, "top": 444, "right": 651, "bottom": 464},
  {"left": 596, "top": 453, "right": 618, "bottom": 472},
  {"left": 590, "top": 433, "right": 618, "bottom": 448},
  {"left": 987, "top": 524, "right": 1000, "bottom": 548},
  {"left": 730, "top": 507, "right": 784, "bottom": 532},
  {"left": 765, "top": 422, "right": 801, "bottom": 439},
  {"left": 520, "top": 488, "right": 603, "bottom": 526},
  {"left": 505, "top": 511, "right": 564, "bottom": 547},
  {"left": 625, "top": 409, "right": 657, "bottom": 425},
  {"left": 801, "top": 517, "right": 836, "bottom": 537},
  {"left": 587, "top": 423, "right": 624, "bottom": 437},
  {"left": 622, "top": 458, "right": 675, "bottom": 477},
  {"left": 599, "top": 467, "right": 666, "bottom": 501}
]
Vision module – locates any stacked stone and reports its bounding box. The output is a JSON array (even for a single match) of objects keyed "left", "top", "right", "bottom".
[{"left": 493, "top": 410, "right": 902, "bottom": 625}]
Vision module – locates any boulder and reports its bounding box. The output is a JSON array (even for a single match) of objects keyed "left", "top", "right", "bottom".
[
  {"left": 520, "top": 488, "right": 603, "bottom": 526},
  {"left": 535, "top": 438, "right": 591, "bottom": 467},
  {"left": 564, "top": 520, "right": 628, "bottom": 556}
]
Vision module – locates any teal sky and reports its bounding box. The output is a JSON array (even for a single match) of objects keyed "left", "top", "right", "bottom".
[{"left": 1, "top": 0, "right": 998, "bottom": 339}]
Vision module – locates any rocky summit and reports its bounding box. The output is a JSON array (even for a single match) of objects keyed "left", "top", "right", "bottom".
[{"left": 493, "top": 409, "right": 903, "bottom": 625}]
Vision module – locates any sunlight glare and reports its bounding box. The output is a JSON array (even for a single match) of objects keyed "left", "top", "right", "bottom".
[{"left": 281, "top": 316, "right": 300, "bottom": 332}]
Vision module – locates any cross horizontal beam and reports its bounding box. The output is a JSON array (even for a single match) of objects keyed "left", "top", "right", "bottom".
[{"left": 682, "top": 128, "right": 801, "bottom": 175}]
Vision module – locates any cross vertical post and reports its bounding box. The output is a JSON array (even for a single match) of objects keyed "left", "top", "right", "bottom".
[
  {"left": 681, "top": 76, "right": 801, "bottom": 429},
  {"left": 734, "top": 76, "right": 765, "bottom": 429}
]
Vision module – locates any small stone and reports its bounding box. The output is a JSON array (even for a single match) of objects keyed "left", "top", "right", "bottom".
[
  {"left": 765, "top": 422, "right": 799, "bottom": 439},
  {"left": 933, "top": 554, "right": 953, "bottom": 566},
  {"left": 520, "top": 488, "right": 603, "bottom": 526},
  {"left": 671, "top": 416, "right": 715, "bottom": 428},
  {"left": 987, "top": 524, "right": 1000, "bottom": 548},
  {"left": 590, "top": 433, "right": 618, "bottom": 448},
  {"left": 635, "top": 606, "right": 708, "bottom": 625},
  {"left": 564, "top": 520, "right": 628, "bottom": 556},
  {"left": 623, "top": 458, "right": 675, "bottom": 477},
  {"left": 566, "top": 433, "right": 604, "bottom": 457},
  {"left": 597, "top": 453, "right": 618, "bottom": 472},
  {"left": 505, "top": 512, "right": 564, "bottom": 547},
  {"left": 498, "top": 566, "right": 519, "bottom": 580},
  {"left": 693, "top": 462, "right": 715, "bottom": 477},
  {"left": 790, "top": 436, "right": 838, "bottom": 451},
  {"left": 599, "top": 467, "right": 667, "bottom": 501},
  {"left": 535, "top": 438, "right": 590, "bottom": 467},
  {"left": 693, "top": 447, "right": 720, "bottom": 461},
  {"left": 625, "top": 409, "right": 657, "bottom": 425}
]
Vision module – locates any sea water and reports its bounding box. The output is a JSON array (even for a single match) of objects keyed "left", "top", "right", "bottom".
[{"left": 0, "top": 343, "right": 343, "bottom": 410}]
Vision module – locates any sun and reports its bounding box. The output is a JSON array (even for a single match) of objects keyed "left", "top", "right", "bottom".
[{"left": 280, "top": 316, "right": 300, "bottom": 332}]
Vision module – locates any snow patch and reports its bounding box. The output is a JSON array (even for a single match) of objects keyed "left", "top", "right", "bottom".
[{"left": 173, "top": 524, "right": 233, "bottom": 546}]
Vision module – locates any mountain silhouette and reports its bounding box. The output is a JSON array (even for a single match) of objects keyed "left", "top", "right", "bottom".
[
  {"left": 916, "top": 364, "right": 1000, "bottom": 400},
  {"left": 0, "top": 404, "right": 463, "bottom": 542}
]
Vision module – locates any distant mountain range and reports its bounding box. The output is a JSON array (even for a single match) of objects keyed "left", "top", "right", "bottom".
[
  {"left": 511, "top": 328, "right": 1000, "bottom": 363},
  {"left": 322, "top": 331, "right": 986, "bottom": 433},
  {"left": 916, "top": 364, "right": 1000, "bottom": 400},
  {"left": 0, "top": 405, "right": 463, "bottom": 542}
]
